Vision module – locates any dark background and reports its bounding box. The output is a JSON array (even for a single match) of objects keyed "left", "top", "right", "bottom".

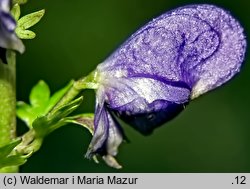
[{"left": 17, "top": 0, "right": 250, "bottom": 172}]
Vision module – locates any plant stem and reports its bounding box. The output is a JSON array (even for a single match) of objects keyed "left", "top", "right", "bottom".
[
  {"left": 49, "top": 70, "right": 99, "bottom": 115},
  {"left": 0, "top": 51, "right": 18, "bottom": 173}
]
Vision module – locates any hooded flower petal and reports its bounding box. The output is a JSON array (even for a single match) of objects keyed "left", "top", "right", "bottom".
[
  {"left": 88, "top": 4, "right": 246, "bottom": 164},
  {"left": 0, "top": 0, "right": 25, "bottom": 53}
]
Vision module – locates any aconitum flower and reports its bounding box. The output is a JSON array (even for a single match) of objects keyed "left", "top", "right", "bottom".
[
  {"left": 0, "top": 0, "right": 24, "bottom": 53},
  {"left": 86, "top": 4, "right": 246, "bottom": 167}
]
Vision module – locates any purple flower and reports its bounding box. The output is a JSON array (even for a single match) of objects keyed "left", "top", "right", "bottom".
[
  {"left": 87, "top": 4, "right": 246, "bottom": 167},
  {"left": 0, "top": 0, "right": 24, "bottom": 53}
]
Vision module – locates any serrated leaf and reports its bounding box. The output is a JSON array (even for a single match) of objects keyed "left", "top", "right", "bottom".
[
  {"left": 29, "top": 80, "right": 50, "bottom": 107},
  {"left": 16, "top": 102, "right": 36, "bottom": 128},
  {"left": 17, "top": 81, "right": 78, "bottom": 130},
  {"left": 17, "top": 80, "right": 52, "bottom": 129},
  {"left": 11, "top": 4, "right": 21, "bottom": 21},
  {"left": 16, "top": 28, "right": 36, "bottom": 39},
  {"left": 18, "top": 9, "right": 45, "bottom": 30}
]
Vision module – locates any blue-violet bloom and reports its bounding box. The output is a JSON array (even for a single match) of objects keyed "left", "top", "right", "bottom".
[
  {"left": 87, "top": 4, "right": 246, "bottom": 167},
  {"left": 0, "top": 0, "right": 24, "bottom": 53}
]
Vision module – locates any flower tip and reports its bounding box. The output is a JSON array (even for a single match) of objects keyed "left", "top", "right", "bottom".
[
  {"left": 37, "top": 9, "right": 46, "bottom": 17},
  {"left": 85, "top": 149, "right": 122, "bottom": 169},
  {"left": 102, "top": 155, "right": 122, "bottom": 169},
  {"left": 85, "top": 146, "right": 97, "bottom": 160},
  {"left": 92, "top": 155, "right": 99, "bottom": 164},
  {"left": 17, "top": 41, "right": 25, "bottom": 54}
]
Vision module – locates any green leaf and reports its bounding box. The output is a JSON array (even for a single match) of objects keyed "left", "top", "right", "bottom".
[
  {"left": 0, "top": 139, "right": 31, "bottom": 169},
  {"left": 17, "top": 81, "right": 77, "bottom": 130},
  {"left": 11, "top": 4, "right": 21, "bottom": 21},
  {"left": 16, "top": 81, "right": 52, "bottom": 129},
  {"left": 16, "top": 28, "right": 36, "bottom": 39},
  {"left": 0, "top": 154, "right": 28, "bottom": 168},
  {"left": 29, "top": 80, "right": 50, "bottom": 107},
  {"left": 16, "top": 80, "right": 84, "bottom": 158},
  {"left": 0, "top": 151, "right": 32, "bottom": 169},
  {"left": 18, "top": 9, "right": 45, "bottom": 30},
  {"left": 16, "top": 102, "right": 36, "bottom": 128},
  {"left": 0, "top": 139, "right": 21, "bottom": 159}
]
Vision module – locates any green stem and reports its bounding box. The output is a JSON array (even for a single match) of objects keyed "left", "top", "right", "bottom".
[
  {"left": 0, "top": 51, "right": 18, "bottom": 173},
  {"left": 49, "top": 69, "right": 99, "bottom": 115}
]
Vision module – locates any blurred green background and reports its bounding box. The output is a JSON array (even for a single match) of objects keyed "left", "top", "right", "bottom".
[{"left": 16, "top": 0, "right": 250, "bottom": 172}]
